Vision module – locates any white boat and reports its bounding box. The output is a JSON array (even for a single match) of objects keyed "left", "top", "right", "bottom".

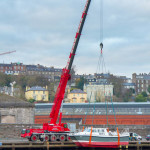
[{"left": 69, "top": 127, "right": 129, "bottom": 148}]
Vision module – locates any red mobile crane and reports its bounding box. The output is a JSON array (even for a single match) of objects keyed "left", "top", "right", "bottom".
[{"left": 21, "top": 0, "right": 91, "bottom": 142}]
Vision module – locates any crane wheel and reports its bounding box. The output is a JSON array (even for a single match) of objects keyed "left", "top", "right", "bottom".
[
  {"left": 44, "top": 135, "right": 50, "bottom": 141},
  {"left": 51, "top": 135, "right": 56, "bottom": 142},
  {"left": 67, "top": 135, "right": 71, "bottom": 141},
  {"left": 60, "top": 135, "right": 65, "bottom": 142},
  {"left": 31, "top": 135, "right": 38, "bottom": 142}
]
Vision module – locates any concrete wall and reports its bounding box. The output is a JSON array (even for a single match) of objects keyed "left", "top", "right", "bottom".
[
  {"left": 0, "top": 124, "right": 41, "bottom": 138},
  {"left": 0, "top": 107, "right": 34, "bottom": 124}
]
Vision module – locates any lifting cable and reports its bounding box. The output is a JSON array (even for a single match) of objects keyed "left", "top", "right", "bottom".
[
  {"left": 82, "top": 92, "right": 92, "bottom": 131},
  {"left": 89, "top": 96, "right": 96, "bottom": 145},
  {"left": 92, "top": 98, "right": 96, "bottom": 126},
  {"left": 110, "top": 91, "right": 117, "bottom": 127},
  {"left": 96, "top": 1, "right": 120, "bottom": 143},
  {"left": 105, "top": 92, "right": 109, "bottom": 127}
]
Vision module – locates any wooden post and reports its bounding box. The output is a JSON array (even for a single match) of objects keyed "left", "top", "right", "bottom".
[{"left": 12, "top": 143, "right": 15, "bottom": 150}]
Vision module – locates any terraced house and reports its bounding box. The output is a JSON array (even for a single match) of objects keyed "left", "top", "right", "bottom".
[
  {"left": 25, "top": 86, "right": 49, "bottom": 102},
  {"left": 67, "top": 89, "right": 87, "bottom": 103}
]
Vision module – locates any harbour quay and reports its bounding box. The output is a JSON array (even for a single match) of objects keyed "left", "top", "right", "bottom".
[{"left": 0, "top": 141, "right": 150, "bottom": 150}]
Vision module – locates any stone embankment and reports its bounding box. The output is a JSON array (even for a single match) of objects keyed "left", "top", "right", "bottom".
[
  {"left": 0, "top": 124, "right": 42, "bottom": 138},
  {"left": 0, "top": 124, "right": 150, "bottom": 139}
]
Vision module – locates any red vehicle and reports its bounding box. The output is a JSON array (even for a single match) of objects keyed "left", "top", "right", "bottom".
[{"left": 21, "top": 0, "right": 91, "bottom": 142}]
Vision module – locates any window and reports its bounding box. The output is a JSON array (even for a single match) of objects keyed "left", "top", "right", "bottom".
[
  {"left": 26, "top": 130, "right": 30, "bottom": 133},
  {"left": 41, "top": 95, "right": 45, "bottom": 100},
  {"left": 33, "top": 96, "right": 36, "bottom": 100},
  {"left": 72, "top": 98, "right": 76, "bottom": 103},
  {"left": 21, "top": 129, "right": 26, "bottom": 134}
]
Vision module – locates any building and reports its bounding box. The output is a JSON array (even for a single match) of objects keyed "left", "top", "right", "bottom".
[
  {"left": 122, "top": 83, "right": 136, "bottom": 90},
  {"left": 84, "top": 79, "right": 113, "bottom": 102},
  {"left": 0, "top": 62, "right": 26, "bottom": 75},
  {"left": 34, "top": 102, "right": 150, "bottom": 126},
  {"left": 67, "top": 89, "right": 87, "bottom": 103},
  {"left": 132, "top": 73, "right": 150, "bottom": 94},
  {"left": 0, "top": 62, "right": 63, "bottom": 82},
  {"left": 0, "top": 94, "right": 34, "bottom": 124},
  {"left": 25, "top": 86, "right": 49, "bottom": 102},
  {"left": 94, "top": 73, "right": 111, "bottom": 79}
]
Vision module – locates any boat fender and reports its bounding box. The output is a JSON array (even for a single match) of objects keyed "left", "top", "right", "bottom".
[
  {"left": 89, "top": 126, "right": 93, "bottom": 145},
  {"left": 117, "top": 127, "right": 120, "bottom": 147}
]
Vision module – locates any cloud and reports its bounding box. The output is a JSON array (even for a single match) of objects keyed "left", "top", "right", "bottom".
[{"left": 0, "top": 0, "right": 150, "bottom": 78}]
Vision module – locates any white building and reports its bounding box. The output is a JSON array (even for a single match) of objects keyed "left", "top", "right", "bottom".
[{"left": 84, "top": 83, "right": 113, "bottom": 102}]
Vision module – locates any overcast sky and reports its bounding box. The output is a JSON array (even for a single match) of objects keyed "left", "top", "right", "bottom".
[{"left": 0, "top": 0, "right": 150, "bottom": 78}]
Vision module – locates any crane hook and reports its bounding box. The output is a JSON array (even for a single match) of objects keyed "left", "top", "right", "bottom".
[
  {"left": 100, "top": 42, "right": 103, "bottom": 54},
  {"left": 100, "top": 42, "right": 103, "bottom": 50}
]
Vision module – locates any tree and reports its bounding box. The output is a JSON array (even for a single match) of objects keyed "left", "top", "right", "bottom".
[
  {"left": 0, "top": 73, "right": 12, "bottom": 87},
  {"left": 147, "top": 85, "right": 150, "bottom": 94},
  {"left": 141, "top": 91, "right": 148, "bottom": 97},
  {"left": 75, "top": 77, "right": 87, "bottom": 90},
  {"left": 135, "top": 94, "right": 147, "bottom": 102},
  {"left": 108, "top": 75, "right": 123, "bottom": 98},
  {"left": 123, "top": 88, "right": 135, "bottom": 102}
]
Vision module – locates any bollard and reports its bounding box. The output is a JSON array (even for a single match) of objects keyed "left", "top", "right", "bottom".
[
  {"left": 119, "top": 145, "right": 122, "bottom": 150},
  {"left": 47, "top": 141, "right": 49, "bottom": 150}
]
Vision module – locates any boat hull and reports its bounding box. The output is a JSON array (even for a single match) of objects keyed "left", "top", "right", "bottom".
[{"left": 70, "top": 135, "right": 129, "bottom": 148}]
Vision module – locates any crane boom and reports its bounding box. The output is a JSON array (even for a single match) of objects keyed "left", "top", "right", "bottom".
[
  {"left": 50, "top": 0, "right": 91, "bottom": 124},
  {"left": 0, "top": 50, "right": 16, "bottom": 56}
]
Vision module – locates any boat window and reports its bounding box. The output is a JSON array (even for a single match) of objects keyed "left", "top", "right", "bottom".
[{"left": 84, "top": 128, "right": 91, "bottom": 132}]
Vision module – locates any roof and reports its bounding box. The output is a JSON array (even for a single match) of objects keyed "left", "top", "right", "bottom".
[
  {"left": 123, "top": 83, "right": 136, "bottom": 86},
  {"left": 28, "top": 86, "right": 47, "bottom": 91},
  {"left": 35, "top": 102, "right": 150, "bottom": 109},
  {"left": 26, "top": 65, "right": 62, "bottom": 72},
  {"left": 0, "top": 94, "right": 34, "bottom": 108},
  {"left": 70, "top": 89, "right": 86, "bottom": 94}
]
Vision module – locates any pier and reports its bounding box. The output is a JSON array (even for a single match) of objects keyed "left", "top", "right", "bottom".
[{"left": 0, "top": 141, "right": 150, "bottom": 150}]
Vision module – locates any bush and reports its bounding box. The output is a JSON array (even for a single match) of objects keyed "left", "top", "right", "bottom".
[
  {"left": 28, "top": 99, "right": 36, "bottom": 103},
  {"left": 135, "top": 94, "right": 147, "bottom": 102}
]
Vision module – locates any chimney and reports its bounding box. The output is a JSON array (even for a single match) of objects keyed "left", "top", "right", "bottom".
[
  {"left": 26, "top": 86, "right": 30, "bottom": 91},
  {"left": 68, "top": 88, "right": 70, "bottom": 93}
]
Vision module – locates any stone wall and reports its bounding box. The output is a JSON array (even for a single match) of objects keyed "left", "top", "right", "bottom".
[
  {"left": 0, "top": 124, "right": 150, "bottom": 139},
  {"left": 0, "top": 107, "right": 34, "bottom": 124},
  {"left": 0, "top": 124, "right": 41, "bottom": 138}
]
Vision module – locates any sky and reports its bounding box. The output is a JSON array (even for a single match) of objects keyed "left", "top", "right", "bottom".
[{"left": 0, "top": 0, "right": 150, "bottom": 78}]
